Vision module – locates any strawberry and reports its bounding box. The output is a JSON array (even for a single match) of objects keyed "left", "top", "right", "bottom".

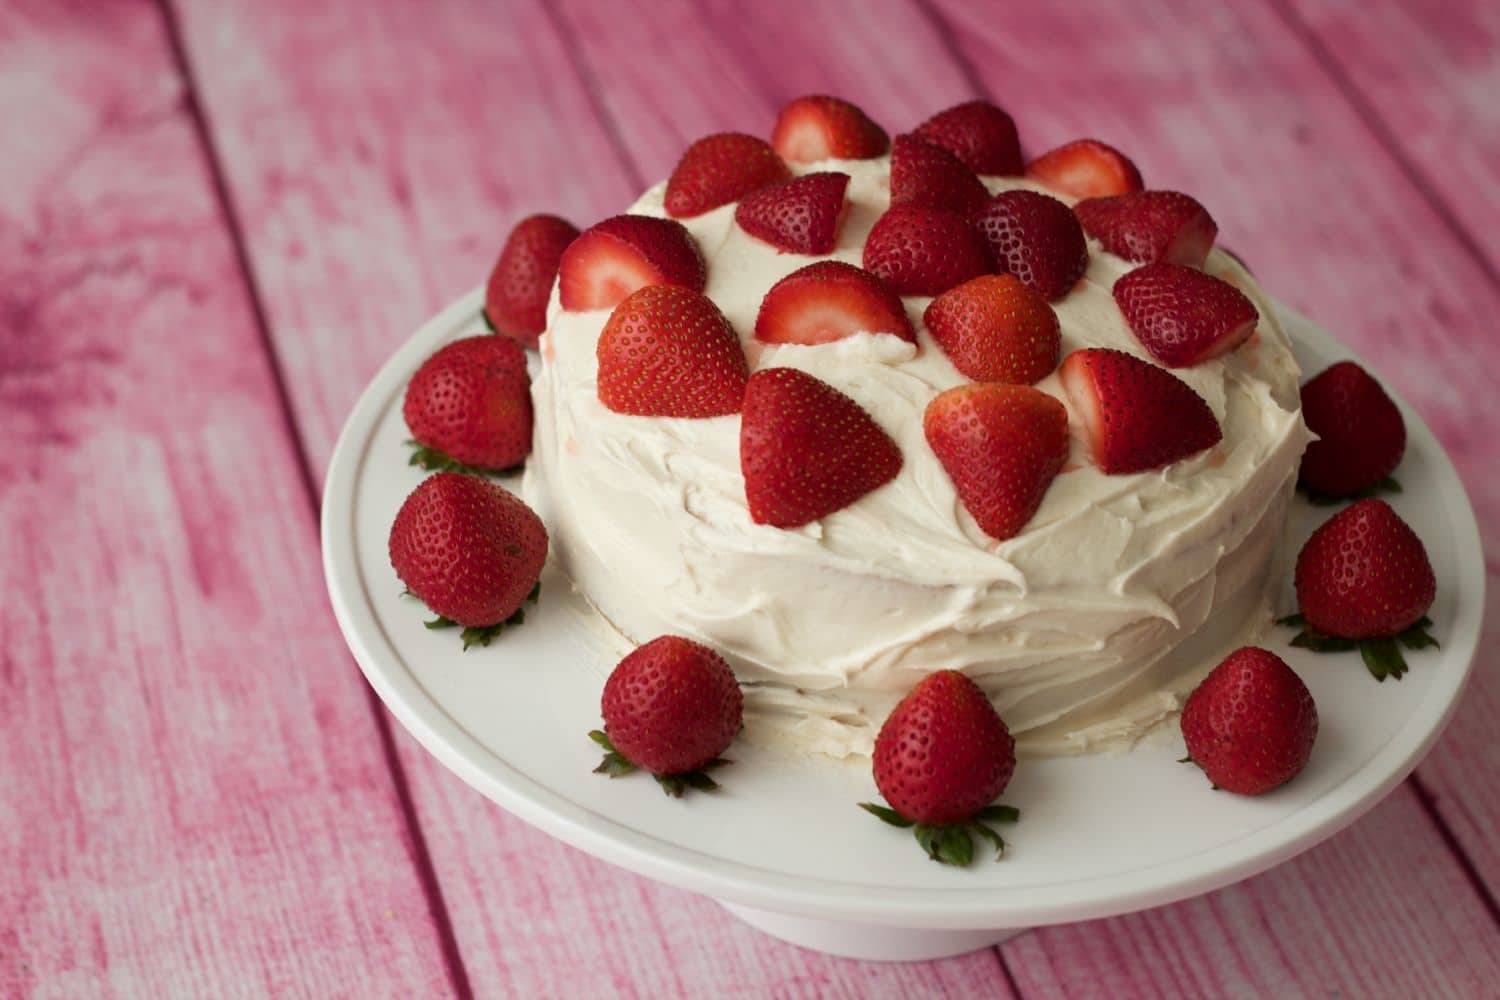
[
  {"left": 1298, "top": 361, "right": 1406, "bottom": 499},
  {"left": 590, "top": 635, "right": 743, "bottom": 796},
  {"left": 973, "top": 190, "right": 1089, "bottom": 301},
  {"left": 889, "top": 133, "right": 990, "bottom": 216},
  {"left": 1113, "top": 262, "right": 1259, "bottom": 368},
  {"left": 862, "top": 203, "right": 991, "bottom": 296},
  {"left": 860, "top": 671, "right": 1018, "bottom": 866},
  {"left": 403, "top": 335, "right": 531, "bottom": 474},
  {"left": 754, "top": 260, "right": 915, "bottom": 345},
  {"left": 596, "top": 285, "right": 748, "bottom": 418},
  {"left": 388, "top": 472, "right": 547, "bottom": 648},
  {"left": 1287, "top": 499, "right": 1437, "bottom": 680},
  {"left": 923, "top": 275, "right": 1060, "bottom": 384},
  {"left": 664, "top": 132, "right": 791, "bottom": 218},
  {"left": 1024, "top": 139, "right": 1143, "bottom": 200},
  {"left": 924, "top": 384, "right": 1069, "bottom": 540},
  {"left": 1074, "top": 191, "right": 1218, "bottom": 268},
  {"left": 771, "top": 94, "right": 889, "bottom": 162},
  {"left": 734, "top": 171, "right": 850, "bottom": 254},
  {"left": 558, "top": 214, "right": 705, "bottom": 312},
  {"left": 482, "top": 213, "right": 579, "bottom": 347},
  {"left": 1059, "top": 348, "right": 1222, "bottom": 473},
  {"left": 1181, "top": 647, "right": 1318, "bottom": 796},
  {"left": 740, "top": 367, "right": 902, "bottom": 528},
  {"left": 913, "top": 100, "right": 1023, "bottom": 175}
]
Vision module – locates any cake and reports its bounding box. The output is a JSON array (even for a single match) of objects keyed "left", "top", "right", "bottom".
[{"left": 522, "top": 108, "right": 1311, "bottom": 759}]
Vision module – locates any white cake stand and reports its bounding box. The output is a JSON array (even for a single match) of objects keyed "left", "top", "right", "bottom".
[{"left": 321, "top": 289, "right": 1484, "bottom": 961}]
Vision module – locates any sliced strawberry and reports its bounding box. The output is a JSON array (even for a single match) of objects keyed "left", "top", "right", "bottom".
[
  {"left": 913, "top": 99, "right": 1023, "bottom": 175},
  {"left": 755, "top": 261, "right": 914, "bottom": 345},
  {"left": 923, "top": 275, "right": 1060, "bottom": 384},
  {"left": 1024, "top": 139, "right": 1143, "bottom": 200},
  {"left": 596, "top": 285, "right": 748, "bottom": 417},
  {"left": 771, "top": 95, "right": 889, "bottom": 162},
  {"left": 483, "top": 214, "right": 579, "bottom": 346},
  {"left": 973, "top": 190, "right": 1088, "bottom": 301},
  {"left": 734, "top": 171, "right": 849, "bottom": 254},
  {"left": 1113, "top": 262, "right": 1258, "bottom": 367},
  {"left": 1058, "top": 348, "right": 1222, "bottom": 473},
  {"left": 863, "top": 204, "right": 991, "bottom": 296},
  {"left": 557, "top": 215, "right": 706, "bottom": 312},
  {"left": 1074, "top": 191, "right": 1217, "bottom": 268},
  {"left": 889, "top": 133, "right": 990, "bottom": 216},
  {"left": 1298, "top": 361, "right": 1406, "bottom": 498},
  {"left": 740, "top": 367, "right": 902, "bottom": 527},
  {"left": 664, "top": 132, "right": 791, "bottom": 218},
  {"left": 925, "top": 384, "right": 1069, "bottom": 541}
]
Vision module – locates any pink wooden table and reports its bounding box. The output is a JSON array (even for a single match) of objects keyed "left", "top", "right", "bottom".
[{"left": 4, "top": 0, "right": 1498, "bottom": 995}]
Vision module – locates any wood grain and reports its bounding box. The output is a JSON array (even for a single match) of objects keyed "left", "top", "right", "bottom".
[{"left": 0, "top": 1, "right": 458, "bottom": 995}]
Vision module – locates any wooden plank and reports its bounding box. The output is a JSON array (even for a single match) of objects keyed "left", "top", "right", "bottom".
[{"left": 0, "top": 1, "right": 462, "bottom": 996}]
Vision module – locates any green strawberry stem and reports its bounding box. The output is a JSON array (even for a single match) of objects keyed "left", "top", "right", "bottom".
[
  {"left": 1276, "top": 613, "right": 1437, "bottom": 682},
  {"left": 588, "top": 730, "right": 730, "bottom": 798},
  {"left": 481, "top": 308, "right": 497, "bottom": 333},
  {"left": 406, "top": 439, "right": 523, "bottom": 478},
  {"left": 1299, "top": 475, "right": 1402, "bottom": 507},
  {"left": 418, "top": 582, "right": 541, "bottom": 650},
  {"left": 859, "top": 801, "right": 1020, "bottom": 866}
]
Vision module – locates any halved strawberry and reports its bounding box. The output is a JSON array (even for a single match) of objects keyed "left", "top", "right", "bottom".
[
  {"left": 889, "top": 133, "right": 990, "bottom": 216},
  {"left": 754, "top": 261, "right": 914, "bottom": 345},
  {"left": 740, "top": 367, "right": 902, "bottom": 527},
  {"left": 913, "top": 99, "right": 1023, "bottom": 175},
  {"left": 923, "top": 275, "right": 1060, "bottom": 384},
  {"left": 664, "top": 132, "right": 791, "bottom": 218},
  {"left": 557, "top": 215, "right": 706, "bottom": 312},
  {"left": 925, "top": 384, "right": 1069, "bottom": 541},
  {"left": 973, "top": 190, "right": 1088, "bottom": 301},
  {"left": 596, "top": 285, "right": 748, "bottom": 417},
  {"left": 1058, "top": 348, "right": 1222, "bottom": 473},
  {"left": 863, "top": 204, "right": 991, "bottom": 296},
  {"left": 1024, "top": 139, "right": 1143, "bottom": 200},
  {"left": 483, "top": 214, "right": 579, "bottom": 346},
  {"left": 771, "top": 95, "right": 889, "bottom": 162},
  {"left": 1114, "top": 262, "right": 1258, "bottom": 367},
  {"left": 734, "top": 172, "right": 849, "bottom": 254},
  {"left": 1074, "top": 191, "right": 1217, "bottom": 268}
]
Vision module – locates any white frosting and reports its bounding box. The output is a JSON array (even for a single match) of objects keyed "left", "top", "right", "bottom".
[{"left": 523, "top": 157, "right": 1312, "bottom": 758}]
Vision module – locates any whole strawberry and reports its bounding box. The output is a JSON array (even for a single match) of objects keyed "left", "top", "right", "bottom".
[
  {"left": 590, "top": 636, "right": 743, "bottom": 796},
  {"left": 1181, "top": 647, "right": 1318, "bottom": 796},
  {"left": 483, "top": 213, "right": 579, "bottom": 346},
  {"left": 389, "top": 472, "right": 548, "bottom": 648},
  {"left": 1288, "top": 499, "right": 1437, "bottom": 680},
  {"left": 403, "top": 335, "right": 532, "bottom": 473},
  {"left": 1298, "top": 361, "right": 1406, "bottom": 499},
  {"left": 861, "top": 671, "right": 1019, "bottom": 866}
]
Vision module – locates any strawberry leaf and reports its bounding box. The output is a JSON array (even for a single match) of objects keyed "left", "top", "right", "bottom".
[
  {"left": 1359, "top": 637, "right": 1407, "bottom": 682},
  {"left": 419, "top": 586, "right": 540, "bottom": 649},
  {"left": 1284, "top": 614, "right": 1437, "bottom": 681},
  {"left": 866, "top": 801, "right": 1019, "bottom": 865},
  {"left": 590, "top": 730, "right": 728, "bottom": 796},
  {"left": 975, "top": 804, "right": 1020, "bottom": 824},
  {"left": 405, "top": 439, "right": 522, "bottom": 478},
  {"left": 859, "top": 802, "right": 915, "bottom": 828},
  {"left": 481, "top": 308, "right": 497, "bottom": 333},
  {"left": 1397, "top": 616, "right": 1440, "bottom": 651},
  {"left": 915, "top": 823, "right": 974, "bottom": 867},
  {"left": 968, "top": 819, "right": 1007, "bottom": 860}
]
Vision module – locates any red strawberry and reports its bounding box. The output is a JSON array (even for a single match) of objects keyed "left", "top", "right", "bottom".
[
  {"left": 483, "top": 214, "right": 579, "bottom": 347},
  {"left": 923, "top": 275, "right": 1060, "bottom": 384},
  {"left": 592, "top": 635, "right": 743, "bottom": 796},
  {"left": 1113, "top": 262, "right": 1259, "bottom": 368},
  {"left": 771, "top": 94, "right": 889, "bottom": 162},
  {"left": 1074, "top": 191, "right": 1218, "bottom": 268},
  {"left": 863, "top": 204, "right": 991, "bottom": 296},
  {"left": 734, "top": 171, "right": 850, "bottom": 254},
  {"left": 889, "top": 133, "right": 990, "bottom": 216},
  {"left": 754, "top": 260, "right": 915, "bottom": 345},
  {"left": 913, "top": 100, "right": 1023, "bottom": 175},
  {"left": 861, "top": 670, "right": 1018, "bottom": 866},
  {"left": 1059, "top": 348, "right": 1222, "bottom": 473},
  {"left": 740, "top": 367, "right": 902, "bottom": 528},
  {"left": 1181, "top": 647, "right": 1318, "bottom": 796},
  {"left": 1024, "top": 139, "right": 1143, "bottom": 200},
  {"left": 973, "top": 190, "right": 1089, "bottom": 301},
  {"left": 388, "top": 472, "right": 547, "bottom": 646},
  {"left": 924, "top": 384, "right": 1069, "bottom": 540},
  {"left": 1290, "top": 499, "right": 1437, "bottom": 680},
  {"left": 664, "top": 132, "right": 791, "bottom": 218},
  {"left": 403, "top": 335, "right": 532, "bottom": 473},
  {"left": 1298, "top": 361, "right": 1406, "bottom": 498},
  {"left": 596, "top": 285, "right": 748, "bottom": 418},
  {"left": 558, "top": 214, "right": 705, "bottom": 312}
]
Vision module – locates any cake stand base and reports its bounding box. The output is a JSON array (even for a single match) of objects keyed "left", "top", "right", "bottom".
[{"left": 719, "top": 902, "right": 1027, "bottom": 961}]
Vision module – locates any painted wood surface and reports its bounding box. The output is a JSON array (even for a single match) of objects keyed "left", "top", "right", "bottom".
[{"left": 7, "top": 0, "right": 1499, "bottom": 995}]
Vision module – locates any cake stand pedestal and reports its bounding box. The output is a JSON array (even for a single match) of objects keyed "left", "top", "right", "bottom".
[{"left": 718, "top": 902, "right": 1025, "bottom": 961}]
